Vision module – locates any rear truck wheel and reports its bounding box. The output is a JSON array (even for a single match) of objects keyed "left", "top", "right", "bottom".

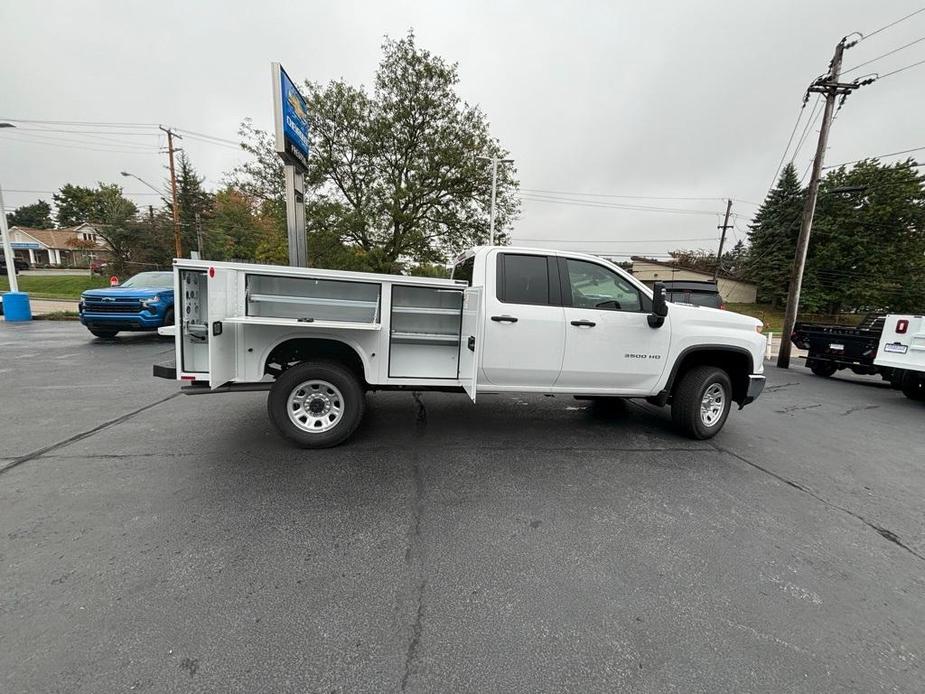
[
  {"left": 267, "top": 360, "right": 365, "bottom": 448},
  {"left": 900, "top": 372, "right": 925, "bottom": 401},
  {"left": 810, "top": 361, "right": 838, "bottom": 378},
  {"left": 89, "top": 329, "right": 118, "bottom": 339},
  {"left": 671, "top": 366, "right": 733, "bottom": 440}
]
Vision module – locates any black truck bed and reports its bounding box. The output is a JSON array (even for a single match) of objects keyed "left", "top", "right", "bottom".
[{"left": 791, "top": 313, "right": 888, "bottom": 377}]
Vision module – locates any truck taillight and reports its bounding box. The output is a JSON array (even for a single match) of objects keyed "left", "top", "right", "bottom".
[{"left": 897, "top": 319, "right": 909, "bottom": 334}]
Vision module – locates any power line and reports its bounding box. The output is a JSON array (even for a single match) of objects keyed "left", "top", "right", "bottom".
[
  {"left": 173, "top": 128, "right": 240, "bottom": 146},
  {"left": 2, "top": 129, "right": 159, "bottom": 150},
  {"left": 860, "top": 7, "right": 925, "bottom": 42},
  {"left": 768, "top": 99, "right": 810, "bottom": 191},
  {"left": 876, "top": 56, "right": 925, "bottom": 80},
  {"left": 842, "top": 35, "right": 925, "bottom": 74},
  {"left": 4, "top": 127, "right": 157, "bottom": 136},
  {"left": 0, "top": 118, "right": 159, "bottom": 128},
  {"left": 822, "top": 145, "right": 925, "bottom": 169},
  {"left": 3, "top": 188, "right": 162, "bottom": 197},
  {"left": 518, "top": 194, "right": 720, "bottom": 216},
  {"left": 790, "top": 95, "right": 823, "bottom": 164},
  {"left": 178, "top": 132, "right": 243, "bottom": 151},
  {"left": 519, "top": 188, "right": 725, "bottom": 202},
  {"left": 0, "top": 132, "right": 159, "bottom": 155}
]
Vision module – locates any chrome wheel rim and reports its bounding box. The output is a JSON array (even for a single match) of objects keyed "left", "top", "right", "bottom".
[
  {"left": 287, "top": 380, "right": 344, "bottom": 433},
  {"left": 700, "top": 383, "right": 725, "bottom": 427}
]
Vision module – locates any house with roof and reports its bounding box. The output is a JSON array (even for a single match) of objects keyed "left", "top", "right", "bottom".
[
  {"left": 630, "top": 256, "right": 757, "bottom": 304},
  {"left": 7, "top": 224, "right": 111, "bottom": 267}
]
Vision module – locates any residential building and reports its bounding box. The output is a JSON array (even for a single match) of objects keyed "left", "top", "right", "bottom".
[
  {"left": 630, "top": 256, "right": 757, "bottom": 304},
  {"left": 8, "top": 224, "right": 111, "bottom": 267}
]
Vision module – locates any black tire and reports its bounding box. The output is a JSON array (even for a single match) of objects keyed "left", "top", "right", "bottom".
[
  {"left": 267, "top": 360, "right": 365, "bottom": 448},
  {"left": 900, "top": 372, "right": 925, "bottom": 401},
  {"left": 90, "top": 329, "right": 118, "bottom": 339},
  {"left": 810, "top": 361, "right": 838, "bottom": 378},
  {"left": 671, "top": 366, "right": 733, "bottom": 440}
]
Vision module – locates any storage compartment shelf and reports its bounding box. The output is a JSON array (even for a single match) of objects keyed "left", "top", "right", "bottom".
[
  {"left": 391, "top": 306, "right": 460, "bottom": 316},
  {"left": 390, "top": 331, "right": 460, "bottom": 344},
  {"left": 248, "top": 293, "right": 379, "bottom": 309},
  {"left": 225, "top": 316, "right": 381, "bottom": 331}
]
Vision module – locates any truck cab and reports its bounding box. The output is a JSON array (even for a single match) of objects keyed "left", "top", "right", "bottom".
[{"left": 156, "top": 247, "right": 767, "bottom": 447}]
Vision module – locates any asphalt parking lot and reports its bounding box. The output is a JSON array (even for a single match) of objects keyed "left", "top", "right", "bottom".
[{"left": 2, "top": 321, "right": 923, "bottom": 693}]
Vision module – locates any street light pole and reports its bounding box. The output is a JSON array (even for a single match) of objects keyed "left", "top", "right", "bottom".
[
  {"left": 478, "top": 155, "right": 514, "bottom": 245},
  {"left": 120, "top": 171, "right": 163, "bottom": 196}
]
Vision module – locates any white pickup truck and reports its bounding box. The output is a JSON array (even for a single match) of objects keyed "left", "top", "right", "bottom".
[
  {"left": 154, "top": 246, "right": 767, "bottom": 447},
  {"left": 874, "top": 314, "right": 925, "bottom": 401}
]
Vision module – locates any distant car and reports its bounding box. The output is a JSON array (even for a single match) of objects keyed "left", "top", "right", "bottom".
[
  {"left": 661, "top": 280, "right": 725, "bottom": 310},
  {"left": 78, "top": 270, "right": 174, "bottom": 339},
  {"left": 89, "top": 260, "right": 109, "bottom": 276},
  {"left": 0, "top": 255, "right": 30, "bottom": 274}
]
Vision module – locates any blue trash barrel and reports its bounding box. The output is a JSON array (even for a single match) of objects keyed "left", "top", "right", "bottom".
[{"left": 1, "top": 292, "right": 32, "bottom": 321}]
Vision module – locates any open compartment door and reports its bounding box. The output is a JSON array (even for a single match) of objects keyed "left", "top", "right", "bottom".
[
  {"left": 207, "top": 267, "right": 240, "bottom": 388},
  {"left": 458, "top": 287, "right": 484, "bottom": 402}
]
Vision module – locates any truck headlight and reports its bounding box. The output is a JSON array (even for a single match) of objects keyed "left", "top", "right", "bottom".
[{"left": 141, "top": 295, "right": 160, "bottom": 308}]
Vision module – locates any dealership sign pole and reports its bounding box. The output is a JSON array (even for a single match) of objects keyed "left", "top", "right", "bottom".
[{"left": 272, "top": 63, "right": 310, "bottom": 267}]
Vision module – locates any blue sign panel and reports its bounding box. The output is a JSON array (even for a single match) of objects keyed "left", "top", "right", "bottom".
[
  {"left": 277, "top": 66, "right": 310, "bottom": 170},
  {"left": 11, "top": 242, "right": 42, "bottom": 250}
]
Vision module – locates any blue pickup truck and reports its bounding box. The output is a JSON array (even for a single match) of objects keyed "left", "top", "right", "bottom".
[{"left": 79, "top": 271, "right": 174, "bottom": 339}]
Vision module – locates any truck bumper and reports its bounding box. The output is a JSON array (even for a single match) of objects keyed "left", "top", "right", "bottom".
[
  {"left": 741, "top": 374, "right": 766, "bottom": 407},
  {"left": 80, "top": 312, "right": 164, "bottom": 331}
]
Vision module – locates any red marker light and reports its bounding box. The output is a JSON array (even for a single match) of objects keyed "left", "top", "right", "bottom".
[
  {"left": 208, "top": 267, "right": 215, "bottom": 278},
  {"left": 896, "top": 319, "right": 909, "bottom": 334}
]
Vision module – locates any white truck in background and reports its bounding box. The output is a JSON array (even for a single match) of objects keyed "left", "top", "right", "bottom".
[
  {"left": 874, "top": 314, "right": 925, "bottom": 401},
  {"left": 155, "top": 246, "right": 767, "bottom": 447}
]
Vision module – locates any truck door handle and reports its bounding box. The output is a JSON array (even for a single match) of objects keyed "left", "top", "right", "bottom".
[
  {"left": 570, "top": 320, "right": 596, "bottom": 327},
  {"left": 491, "top": 315, "right": 518, "bottom": 323}
]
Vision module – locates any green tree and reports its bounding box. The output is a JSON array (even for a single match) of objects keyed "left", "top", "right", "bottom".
[
  {"left": 227, "top": 30, "right": 519, "bottom": 272},
  {"left": 167, "top": 153, "right": 213, "bottom": 255},
  {"left": 805, "top": 160, "right": 925, "bottom": 312},
  {"left": 6, "top": 200, "right": 53, "bottom": 228},
  {"left": 53, "top": 184, "right": 103, "bottom": 226},
  {"left": 743, "top": 163, "right": 804, "bottom": 307}
]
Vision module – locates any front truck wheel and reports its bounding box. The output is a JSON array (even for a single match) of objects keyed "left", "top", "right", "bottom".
[
  {"left": 267, "top": 360, "right": 366, "bottom": 448},
  {"left": 671, "top": 365, "right": 733, "bottom": 440}
]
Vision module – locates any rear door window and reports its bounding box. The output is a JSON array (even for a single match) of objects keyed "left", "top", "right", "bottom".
[{"left": 497, "top": 253, "right": 550, "bottom": 305}]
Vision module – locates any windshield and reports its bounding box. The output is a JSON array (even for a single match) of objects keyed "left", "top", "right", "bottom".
[{"left": 120, "top": 272, "right": 173, "bottom": 289}]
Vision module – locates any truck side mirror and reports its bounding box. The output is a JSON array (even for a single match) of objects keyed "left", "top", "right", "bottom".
[{"left": 648, "top": 282, "right": 668, "bottom": 328}]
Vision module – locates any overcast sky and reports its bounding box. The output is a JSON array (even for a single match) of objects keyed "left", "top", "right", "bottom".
[{"left": 2, "top": 1, "right": 923, "bottom": 259}]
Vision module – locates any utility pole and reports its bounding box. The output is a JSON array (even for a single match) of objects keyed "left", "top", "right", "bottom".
[
  {"left": 195, "top": 211, "right": 204, "bottom": 259},
  {"left": 777, "top": 37, "right": 865, "bottom": 368},
  {"left": 159, "top": 126, "right": 183, "bottom": 259},
  {"left": 713, "top": 199, "right": 733, "bottom": 281}
]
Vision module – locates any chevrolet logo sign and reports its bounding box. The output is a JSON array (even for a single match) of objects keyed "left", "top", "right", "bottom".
[{"left": 103, "top": 297, "right": 115, "bottom": 301}]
